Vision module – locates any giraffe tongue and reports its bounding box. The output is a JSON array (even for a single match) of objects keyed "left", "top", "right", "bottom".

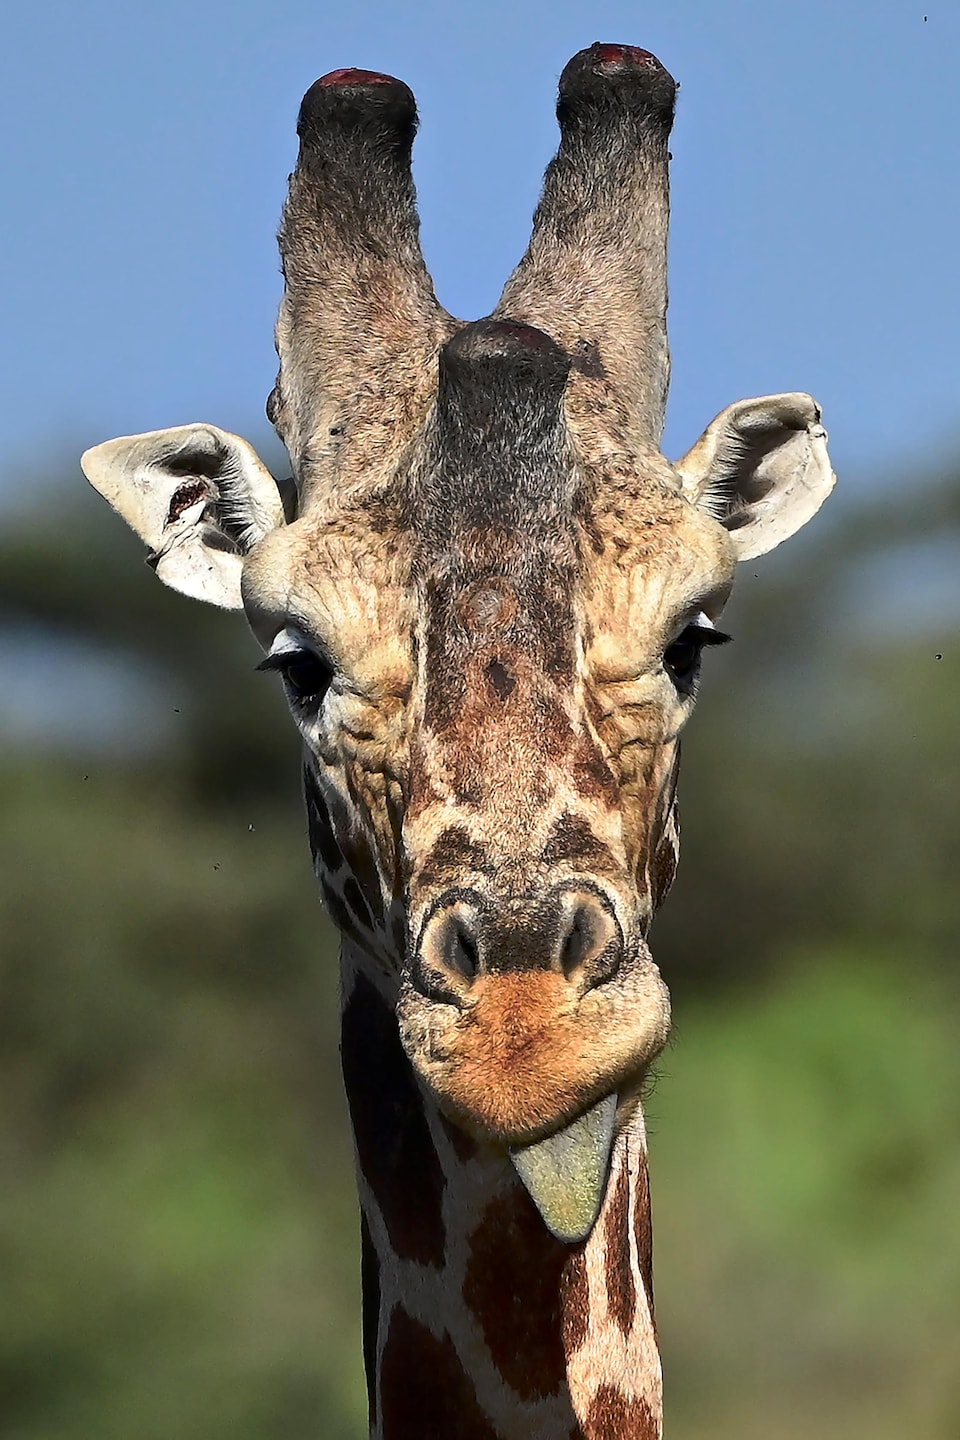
[{"left": 509, "top": 1092, "right": 618, "bottom": 1243}]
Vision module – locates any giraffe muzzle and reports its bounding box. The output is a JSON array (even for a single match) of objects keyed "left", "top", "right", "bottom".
[{"left": 411, "top": 884, "right": 624, "bottom": 1005}]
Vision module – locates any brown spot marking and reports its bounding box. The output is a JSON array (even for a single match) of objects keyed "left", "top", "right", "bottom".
[
  {"left": 650, "top": 826, "right": 678, "bottom": 911},
  {"left": 379, "top": 1309, "right": 502, "bottom": 1440},
  {"left": 542, "top": 814, "right": 616, "bottom": 870},
  {"left": 585, "top": 1386, "right": 658, "bottom": 1440},
  {"left": 303, "top": 769, "right": 344, "bottom": 874},
  {"left": 486, "top": 656, "right": 516, "bottom": 702},
  {"left": 360, "top": 1212, "right": 380, "bottom": 1429},
  {"left": 572, "top": 733, "right": 618, "bottom": 804},
  {"left": 603, "top": 1165, "right": 635, "bottom": 1337},
  {"left": 416, "top": 826, "right": 489, "bottom": 889},
  {"left": 570, "top": 338, "right": 606, "bottom": 379},
  {"left": 634, "top": 1156, "right": 655, "bottom": 1323},
  {"left": 463, "top": 1185, "right": 569, "bottom": 1400},
  {"left": 341, "top": 973, "right": 447, "bottom": 1267},
  {"left": 560, "top": 1248, "right": 590, "bottom": 1355}
]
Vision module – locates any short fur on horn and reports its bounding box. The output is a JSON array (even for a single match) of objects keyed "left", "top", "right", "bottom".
[
  {"left": 273, "top": 68, "right": 457, "bottom": 509},
  {"left": 496, "top": 43, "right": 677, "bottom": 447}
]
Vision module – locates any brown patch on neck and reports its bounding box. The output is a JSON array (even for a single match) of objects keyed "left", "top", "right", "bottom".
[
  {"left": 561, "top": 1248, "right": 590, "bottom": 1354},
  {"left": 584, "top": 1386, "right": 658, "bottom": 1440},
  {"left": 634, "top": 1152, "right": 655, "bottom": 1324},
  {"left": 341, "top": 973, "right": 447, "bottom": 1267},
  {"left": 603, "top": 1163, "right": 636, "bottom": 1337},
  {"left": 463, "top": 1185, "right": 578, "bottom": 1401},
  {"left": 379, "top": 1309, "right": 502, "bottom": 1440}
]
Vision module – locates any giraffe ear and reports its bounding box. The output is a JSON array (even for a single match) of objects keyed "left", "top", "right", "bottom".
[
  {"left": 81, "top": 425, "right": 289, "bottom": 609},
  {"left": 675, "top": 393, "right": 836, "bottom": 561}
]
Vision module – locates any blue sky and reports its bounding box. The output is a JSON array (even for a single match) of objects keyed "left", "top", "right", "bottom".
[{"left": 0, "top": 0, "right": 957, "bottom": 493}]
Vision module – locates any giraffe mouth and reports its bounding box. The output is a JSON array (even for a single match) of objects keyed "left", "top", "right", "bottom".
[{"left": 508, "top": 1091, "right": 618, "bottom": 1242}]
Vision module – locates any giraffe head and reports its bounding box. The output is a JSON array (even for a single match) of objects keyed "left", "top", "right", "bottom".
[{"left": 82, "top": 46, "right": 835, "bottom": 1241}]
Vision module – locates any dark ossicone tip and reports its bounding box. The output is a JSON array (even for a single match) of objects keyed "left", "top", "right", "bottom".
[
  {"left": 297, "top": 68, "right": 416, "bottom": 147},
  {"left": 559, "top": 41, "right": 676, "bottom": 121},
  {"left": 317, "top": 67, "right": 399, "bottom": 88},
  {"left": 442, "top": 319, "right": 568, "bottom": 371}
]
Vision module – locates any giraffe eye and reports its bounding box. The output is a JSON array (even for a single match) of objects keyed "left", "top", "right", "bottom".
[
  {"left": 281, "top": 652, "right": 333, "bottom": 701},
  {"left": 257, "top": 638, "right": 334, "bottom": 705},
  {"left": 663, "top": 622, "right": 731, "bottom": 691}
]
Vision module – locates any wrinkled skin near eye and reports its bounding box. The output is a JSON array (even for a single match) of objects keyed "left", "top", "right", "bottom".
[{"left": 663, "top": 620, "right": 731, "bottom": 692}]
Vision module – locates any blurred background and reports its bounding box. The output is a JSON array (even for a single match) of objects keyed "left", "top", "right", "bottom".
[{"left": 1, "top": 2, "right": 958, "bottom": 1438}]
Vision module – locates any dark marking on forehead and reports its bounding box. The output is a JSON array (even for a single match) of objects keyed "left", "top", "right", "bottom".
[
  {"left": 379, "top": 1310, "right": 502, "bottom": 1440},
  {"left": 585, "top": 1386, "right": 658, "bottom": 1440},
  {"left": 486, "top": 657, "right": 515, "bottom": 702},
  {"left": 360, "top": 1212, "right": 380, "bottom": 1430},
  {"left": 456, "top": 577, "right": 517, "bottom": 633},
  {"left": 603, "top": 1165, "right": 636, "bottom": 1338},
  {"left": 420, "top": 567, "right": 578, "bottom": 737},
  {"left": 341, "top": 973, "right": 447, "bottom": 1267},
  {"left": 462, "top": 1185, "right": 572, "bottom": 1401},
  {"left": 541, "top": 814, "right": 616, "bottom": 869}
]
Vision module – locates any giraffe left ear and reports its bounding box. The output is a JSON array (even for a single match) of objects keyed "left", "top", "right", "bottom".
[
  {"left": 675, "top": 393, "right": 836, "bottom": 561},
  {"left": 81, "top": 424, "right": 289, "bottom": 609}
]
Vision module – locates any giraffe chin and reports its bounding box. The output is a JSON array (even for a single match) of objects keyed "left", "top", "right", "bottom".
[{"left": 508, "top": 1090, "right": 618, "bottom": 1243}]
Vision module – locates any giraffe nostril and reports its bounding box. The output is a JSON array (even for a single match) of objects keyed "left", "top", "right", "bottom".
[
  {"left": 555, "top": 892, "right": 622, "bottom": 989},
  {"left": 448, "top": 923, "right": 480, "bottom": 981},
  {"left": 412, "top": 900, "right": 484, "bottom": 1005}
]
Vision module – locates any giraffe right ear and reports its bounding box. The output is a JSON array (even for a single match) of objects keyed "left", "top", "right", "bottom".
[
  {"left": 675, "top": 394, "right": 836, "bottom": 561},
  {"left": 81, "top": 425, "right": 289, "bottom": 610}
]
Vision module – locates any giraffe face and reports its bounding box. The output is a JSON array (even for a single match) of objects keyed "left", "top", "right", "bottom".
[
  {"left": 81, "top": 46, "right": 835, "bottom": 1239},
  {"left": 240, "top": 332, "right": 738, "bottom": 1151}
]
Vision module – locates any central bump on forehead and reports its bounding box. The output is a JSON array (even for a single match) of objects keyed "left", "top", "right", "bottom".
[{"left": 437, "top": 320, "right": 571, "bottom": 431}]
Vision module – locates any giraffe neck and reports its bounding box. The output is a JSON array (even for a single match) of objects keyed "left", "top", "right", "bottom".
[{"left": 339, "top": 942, "right": 662, "bottom": 1440}]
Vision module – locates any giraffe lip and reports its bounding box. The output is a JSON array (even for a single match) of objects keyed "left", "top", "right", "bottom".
[{"left": 508, "top": 1092, "right": 618, "bottom": 1243}]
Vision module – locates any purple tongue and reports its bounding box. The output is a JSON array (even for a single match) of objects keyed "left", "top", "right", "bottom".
[{"left": 508, "top": 1092, "right": 618, "bottom": 1243}]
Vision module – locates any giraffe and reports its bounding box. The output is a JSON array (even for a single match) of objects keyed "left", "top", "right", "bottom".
[{"left": 80, "top": 44, "right": 835, "bottom": 1439}]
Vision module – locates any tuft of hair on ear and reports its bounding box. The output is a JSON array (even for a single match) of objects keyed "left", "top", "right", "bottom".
[
  {"left": 689, "top": 424, "right": 782, "bottom": 532},
  {"left": 159, "top": 433, "right": 280, "bottom": 554}
]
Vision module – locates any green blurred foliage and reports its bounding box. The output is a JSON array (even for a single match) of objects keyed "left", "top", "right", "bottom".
[{"left": 0, "top": 462, "right": 958, "bottom": 1438}]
